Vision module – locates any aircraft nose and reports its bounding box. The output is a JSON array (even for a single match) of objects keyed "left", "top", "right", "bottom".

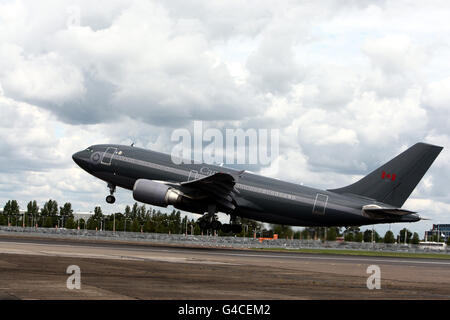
[
  {"left": 72, "top": 151, "right": 83, "bottom": 166},
  {"left": 72, "top": 150, "right": 90, "bottom": 170}
]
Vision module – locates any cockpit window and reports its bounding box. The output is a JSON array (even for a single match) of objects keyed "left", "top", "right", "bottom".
[{"left": 85, "top": 147, "right": 94, "bottom": 152}]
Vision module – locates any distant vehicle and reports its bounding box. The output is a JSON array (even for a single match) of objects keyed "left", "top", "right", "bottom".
[
  {"left": 419, "top": 241, "right": 447, "bottom": 250},
  {"left": 72, "top": 142, "right": 442, "bottom": 233}
]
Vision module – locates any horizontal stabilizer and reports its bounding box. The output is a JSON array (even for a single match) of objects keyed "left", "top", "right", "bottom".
[{"left": 362, "top": 204, "right": 416, "bottom": 219}]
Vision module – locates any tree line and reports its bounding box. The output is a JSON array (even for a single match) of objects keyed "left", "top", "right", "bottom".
[
  {"left": 1, "top": 199, "right": 448, "bottom": 244},
  {"left": 0, "top": 199, "right": 260, "bottom": 236}
]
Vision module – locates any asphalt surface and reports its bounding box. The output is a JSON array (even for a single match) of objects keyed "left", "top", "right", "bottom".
[{"left": 0, "top": 235, "right": 449, "bottom": 299}]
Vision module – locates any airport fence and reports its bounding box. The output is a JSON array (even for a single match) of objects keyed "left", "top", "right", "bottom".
[{"left": 0, "top": 225, "right": 448, "bottom": 254}]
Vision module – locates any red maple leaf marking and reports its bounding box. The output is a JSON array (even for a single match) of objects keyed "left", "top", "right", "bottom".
[{"left": 381, "top": 171, "right": 396, "bottom": 181}]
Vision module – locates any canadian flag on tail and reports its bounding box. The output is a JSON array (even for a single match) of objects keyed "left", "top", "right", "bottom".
[{"left": 381, "top": 171, "right": 396, "bottom": 181}]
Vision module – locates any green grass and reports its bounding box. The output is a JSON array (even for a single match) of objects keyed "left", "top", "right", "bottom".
[{"left": 251, "top": 247, "right": 450, "bottom": 260}]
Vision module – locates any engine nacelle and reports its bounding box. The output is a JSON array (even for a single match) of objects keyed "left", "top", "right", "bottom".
[{"left": 133, "top": 179, "right": 181, "bottom": 207}]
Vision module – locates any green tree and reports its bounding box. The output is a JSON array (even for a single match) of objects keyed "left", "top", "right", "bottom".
[
  {"left": 399, "top": 228, "right": 413, "bottom": 244},
  {"left": 3, "top": 200, "right": 12, "bottom": 215},
  {"left": 383, "top": 230, "right": 395, "bottom": 243},
  {"left": 113, "top": 212, "right": 124, "bottom": 232},
  {"left": 354, "top": 232, "right": 363, "bottom": 242},
  {"left": 26, "top": 200, "right": 39, "bottom": 227},
  {"left": 271, "top": 224, "right": 294, "bottom": 239},
  {"left": 193, "top": 220, "right": 201, "bottom": 235},
  {"left": 344, "top": 226, "right": 360, "bottom": 242},
  {"left": 10, "top": 200, "right": 20, "bottom": 215},
  {"left": 411, "top": 232, "right": 420, "bottom": 244},
  {"left": 78, "top": 218, "right": 86, "bottom": 230},
  {"left": 131, "top": 202, "right": 139, "bottom": 220},
  {"left": 59, "top": 202, "right": 74, "bottom": 228},
  {"left": 4, "top": 200, "right": 20, "bottom": 226},
  {"left": 363, "top": 230, "right": 371, "bottom": 242},
  {"left": 131, "top": 219, "right": 141, "bottom": 232},
  {"left": 87, "top": 206, "right": 103, "bottom": 230},
  {"left": 326, "top": 227, "right": 338, "bottom": 241},
  {"left": 124, "top": 205, "right": 132, "bottom": 219},
  {"left": 143, "top": 217, "right": 153, "bottom": 233},
  {"left": 41, "top": 199, "right": 58, "bottom": 216},
  {"left": 168, "top": 210, "right": 181, "bottom": 234},
  {"left": 41, "top": 199, "right": 58, "bottom": 227},
  {"left": 238, "top": 218, "right": 262, "bottom": 237},
  {"left": 344, "top": 232, "right": 354, "bottom": 242},
  {"left": 65, "top": 217, "right": 77, "bottom": 229},
  {"left": 181, "top": 215, "right": 188, "bottom": 235},
  {"left": 300, "top": 228, "right": 310, "bottom": 240}
]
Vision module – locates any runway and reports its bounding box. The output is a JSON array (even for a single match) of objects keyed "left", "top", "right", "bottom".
[{"left": 0, "top": 235, "right": 449, "bottom": 299}]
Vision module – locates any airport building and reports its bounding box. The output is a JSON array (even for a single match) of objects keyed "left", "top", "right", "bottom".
[{"left": 424, "top": 224, "right": 450, "bottom": 241}]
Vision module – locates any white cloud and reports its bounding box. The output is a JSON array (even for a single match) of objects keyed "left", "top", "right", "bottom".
[
  {"left": 423, "top": 77, "right": 450, "bottom": 110},
  {"left": 0, "top": 44, "right": 85, "bottom": 104},
  {"left": 363, "top": 35, "right": 427, "bottom": 75}
]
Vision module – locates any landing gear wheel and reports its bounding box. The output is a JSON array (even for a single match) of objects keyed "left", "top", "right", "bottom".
[
  {"left": 106, "top": 195, "right": 116, "bottom": 204},
  {"left": 106, "top": 182, "right": 116, "bottom": 204}
]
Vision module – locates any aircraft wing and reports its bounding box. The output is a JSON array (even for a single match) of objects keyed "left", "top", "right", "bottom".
[
  {"left": 362, "top": 204, "right": 416, "bottom": 218},
  {"left": 177, "top": 171, "right": 244, "bottom": 211}
]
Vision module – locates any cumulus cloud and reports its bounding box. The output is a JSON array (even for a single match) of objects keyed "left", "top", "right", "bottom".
[
  {"left": 363, "top": 35, "right": 426, "bottom": 75},
  {"left": 0, "top": 44, "right": 85, "bottom": 104}
]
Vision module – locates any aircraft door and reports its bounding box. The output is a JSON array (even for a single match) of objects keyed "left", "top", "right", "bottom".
[{"left": 312, "top": 193, "right": 328, "bottom": 215}]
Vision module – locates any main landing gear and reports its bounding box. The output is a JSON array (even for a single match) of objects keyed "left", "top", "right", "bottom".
[
  {"left": 106, "top": 183, "right": 116, "bottom": 204},
  {"left": 198, "top": 204, "right": 221, "bottom": 231},
  {"left": 198, "top": 206, "right": 243, "bottom": 234}
]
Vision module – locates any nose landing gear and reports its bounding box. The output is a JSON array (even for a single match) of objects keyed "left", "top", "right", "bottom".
[{"left": 106, "top": 183, "right": 116, "bottom": 204}]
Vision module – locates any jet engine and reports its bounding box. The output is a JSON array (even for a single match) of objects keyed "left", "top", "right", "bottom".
[{"left": 133, "top": 179, "right": 182, "bottom": 207}]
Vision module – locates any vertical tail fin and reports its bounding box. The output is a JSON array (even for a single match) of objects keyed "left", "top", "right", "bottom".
[{"left": 328, "top": 142, "right": 443, "bottom": 207}]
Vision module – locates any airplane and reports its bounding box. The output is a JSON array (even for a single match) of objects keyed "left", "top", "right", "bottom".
[{"left": 72, "top": 142, "right": 443, "bottom": 233}]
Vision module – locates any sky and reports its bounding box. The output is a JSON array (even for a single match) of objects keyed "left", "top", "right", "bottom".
[{"left": 0, "top": 0, "right": 449, "bottom": 237}]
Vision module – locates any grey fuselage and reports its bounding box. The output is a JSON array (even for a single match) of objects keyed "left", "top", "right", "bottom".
[{"left": 72, "top": 144, "right": 420, "bottom": 227}]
